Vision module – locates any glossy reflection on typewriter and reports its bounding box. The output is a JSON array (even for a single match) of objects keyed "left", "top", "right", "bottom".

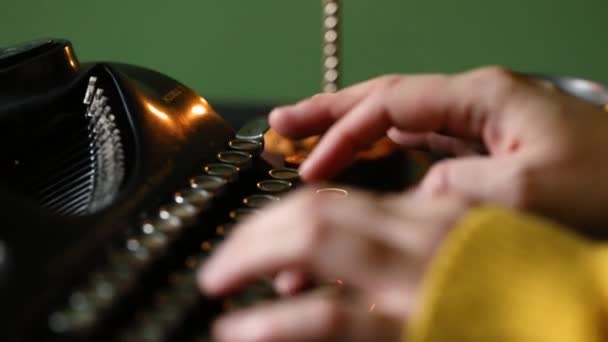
[{"left": 0, "top": 39, "right": 425, "bottom": 341}]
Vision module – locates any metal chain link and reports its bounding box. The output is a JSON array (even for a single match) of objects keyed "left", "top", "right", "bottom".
[{"left": 322, "top": 0, "right": 340, "bottom": 92}]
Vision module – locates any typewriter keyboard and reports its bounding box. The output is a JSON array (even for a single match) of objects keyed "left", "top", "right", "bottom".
[{"left": 46, "top": 119, "right": 305, "bottom": 341}]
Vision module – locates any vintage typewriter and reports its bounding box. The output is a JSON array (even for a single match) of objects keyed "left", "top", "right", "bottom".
[{"left": 0, "top": 38, "right": 420, "bottom": 341}]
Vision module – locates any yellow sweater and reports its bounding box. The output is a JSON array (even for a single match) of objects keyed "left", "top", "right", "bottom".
[{"left": 406, "top": 207, "right": 608, "bottom": 342}]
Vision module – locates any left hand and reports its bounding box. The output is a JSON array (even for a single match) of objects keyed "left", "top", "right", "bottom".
[{"left": 198, "top": 188, "right": 469, "bottom": 341}]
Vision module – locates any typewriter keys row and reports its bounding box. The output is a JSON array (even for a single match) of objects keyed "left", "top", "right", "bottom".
[
  {"left": 119, "top": 271, "right": 200, "bottom": 342},
  {"left": 119, "top": 250, "right": 215, "bottom": 341},
  {"left": 48, "top": 250, "right": 140, "bottom": 333},
  {"left": 49, "top": 131, "right": 290, "bottom": 337},
  {"left": 116, "top": 140, "right": 266, "bottom": 339},
  {"left": 47, "top": 157, "right": 241, "bottom": 335}
]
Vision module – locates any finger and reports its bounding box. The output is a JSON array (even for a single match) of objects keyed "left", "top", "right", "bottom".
[
  {"left": 274, "top": 269, "right": 311, "bottom": 296},
  {"left": 299, "top": 67, "right": 524, "bottom": 181},
  {"left": 387, "top": 128, "right": 485, "bottom": 156},
  {"left": 298, "top": 90, "right": 394, "bottom": 180},
  {"left": 269, "top": 78, "right": 386, "bottom": 139},
  {"left": 199, "top": 190, "right": 411, "bottom": 297},
  {"left": 419, "top": 155, "right": 532, "bottom": 208},
  {"left": 212, "top": 292, "right": 403, "bottom": 342}
]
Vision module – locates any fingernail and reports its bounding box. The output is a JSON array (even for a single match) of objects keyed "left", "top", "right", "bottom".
[
  {"left": 298, "top": 160, "right": 313, "bottom": 180},
  {"left": 197, "top": 263, "right": 220, "bottom": 295},
  {"left": 269, "top": 106, "right": 285, "bottom": 116},
  {"left": 269, "top": 107, "right": 296, "bottom": 127},
  {"left": 274, "top": 274, "right": 296, "bottom": 296}
]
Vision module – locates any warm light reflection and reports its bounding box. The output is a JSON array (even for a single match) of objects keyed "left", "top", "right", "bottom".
[
  {"left": 191, "top": 104, "right": 208, "bottom": 115},
  {"left": 316, "top": 188, "right": 349, "bottom": 199},
  {"left": 604, "top": 103, "right": 608, "bottom": 112},
  {"left": 145, "top": 102, "right": 170, "bottom": 121},
  {"left": 369, "top": 303, "right": 376, "bottom": 312},
  {"left": 64, "top": 46, "right": 78, "bottom": 69}
]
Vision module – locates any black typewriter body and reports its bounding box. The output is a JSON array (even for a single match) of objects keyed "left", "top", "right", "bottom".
[{"left": 0, "top": 39, "right": 414, "bottom": 341}]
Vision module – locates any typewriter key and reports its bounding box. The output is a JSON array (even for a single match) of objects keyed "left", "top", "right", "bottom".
[
  {"left": 168, "top": 272, "right": 198, "bottom": 305},
  {"left": 150, "top": 304, "right": 181, "bottom": 327},
  {"left": 69, "top": 292, "right": 92, "bottom": 312},
  {"left": 236, "top": 117, "right": 269, "bottom": 141},
  {"left": 98, "top": 263, "right": 134, "bottom": 294},
  {"left": 217, "top": 150, "right": 253, "bottom": 170},
  {"left": 257, "top": 179, "right": 292, "bottom": 193},
  {"left": 190, "top": 175, "right": 227, "bottom": 194},
  {"left": 48, "top": 309, "right": 96, "bottom": 333},
  {"left": 204, "top": 163, "right": 239, "bottom": 182},
  {"left": 243, "top": 194, "right": 280, "bottom": 208},
  {"left": 229, "top": 207, "right": 257, "bottom": 221},
  {"left": 89, "top": 277, "right": 116, "bottom": 307},
  {"left": 269, "top": 167, "right": 300, "bottom": 182},
  {"left": 120, "top": 240, "right": 152, "bottom": 268},
  {"left": 185, "top": 255, "right": 205, "bottom": 269},
  {"left": 69, "top": 308, "right": 97, "bottom": 330},
  {"left": 160, "top": 202, "right": 200, "bottom": 226},
  {"left": 215, "top": 222, "right": 235, "bottom": 237},
  {"left": 48, "top": 311, "right": 71, "bottom": 333},
  {"left": 142, "top": 215, "right": 182, "bottom": 239},
  {"left": 228, "top": 138, "right": 263, "bottom": 155},
  {"left": 200, "top": 238, "right": 222, "bottom": 254},
  {"left": 140, "top": 231, "right": 169, "bottom": 255},
  {"left": 174, "top": 188, "right": 212, "bottom": 210}
]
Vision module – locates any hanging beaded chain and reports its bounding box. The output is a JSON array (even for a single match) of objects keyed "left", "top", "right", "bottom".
[{"left": 322, "top": 0, "right": 340, "bottom": 93}]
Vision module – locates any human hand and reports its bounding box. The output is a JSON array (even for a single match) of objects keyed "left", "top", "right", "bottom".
[
  {"left": 269, "top": 67, "right": 608, "bottom": 230},
  {"left": 198, "top": 189, "right": 469, "bottom": 341}
]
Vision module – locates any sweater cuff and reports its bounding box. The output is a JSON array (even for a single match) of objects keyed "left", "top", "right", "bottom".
[{"left": 405, "top": 206, "right": 603, "bottom": 342}]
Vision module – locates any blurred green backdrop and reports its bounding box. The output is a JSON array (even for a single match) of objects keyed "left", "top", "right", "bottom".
[{"left": 1, "top": 1, "right": 607, "bottom": 105}]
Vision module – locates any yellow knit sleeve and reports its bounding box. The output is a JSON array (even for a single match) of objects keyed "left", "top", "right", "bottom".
[{"left": 405, "top": 206, "right": 608, "bottom": 342}]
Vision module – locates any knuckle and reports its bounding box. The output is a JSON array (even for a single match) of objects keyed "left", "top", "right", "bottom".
[{"left": 465, "top": 66, "right": 520, "bottom": 108}]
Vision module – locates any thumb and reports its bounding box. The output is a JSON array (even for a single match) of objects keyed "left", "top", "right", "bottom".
[{"left": 418, "top": 156, "right": 532, "bottom": 208}]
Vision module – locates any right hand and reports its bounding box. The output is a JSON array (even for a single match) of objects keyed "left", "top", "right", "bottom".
[{"left": 269, "top": 66, "right": 608, "bottom": 230}]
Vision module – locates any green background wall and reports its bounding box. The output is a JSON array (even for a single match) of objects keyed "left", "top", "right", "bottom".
[{"left": 1, "top": 1, "right": 607, "bottom": 105}]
